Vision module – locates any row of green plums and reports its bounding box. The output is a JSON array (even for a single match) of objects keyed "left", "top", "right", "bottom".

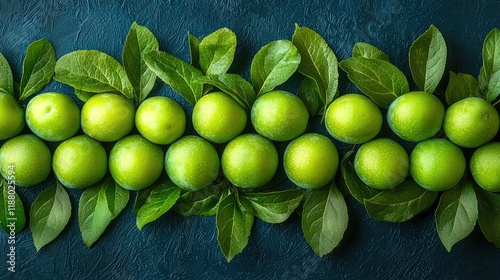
[{"left": 0, "top": 89, "right": 499, "bottom": 193}]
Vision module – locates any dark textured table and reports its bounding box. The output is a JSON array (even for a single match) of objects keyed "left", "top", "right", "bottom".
[{"left": 1, "top": 1, "right": 499, "bottom": 279}]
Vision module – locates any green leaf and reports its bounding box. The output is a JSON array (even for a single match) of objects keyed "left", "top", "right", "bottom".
[
  {"left": 188, "top": 32, "right": 201, "bottom": 67},
  {"left": 445, "top": 71, "right": 481, "bottom": 105},
  {"left": 123, "top": 22, "right": 159, "bottom": 104},
  {"left": 0, "top": 180, "right": 26, "bottom": 234},
  {"left": 250, "top": 40, "right": 301, "bottom": 96},
  {"left": 199, "top": 27, "right": 236, "bottom": 76},
  {"left": 216, "top": 190, "right": 254, "bottom": 262},
  {"left": 144, "top": 50, "right": 203, "bottom": 105},
  {"left": 299, "top": 76, "right": 323, "bottom": 117},
  {"left": 243, "top": 188, "right": 304, "bottom": 224},
  {"left": 435, "top": 179, "right": 478, "bottom": 252},
  {"left": 364, "top": 180, "right": 438, "bottom": 223},
  {"left": 135, "top": 180, "right": 181, "bottom": 230},
  {"left": 352, "top": 42, "right": 390, "bottom": 61},
  {"left": 19, "top": 39, "right": 56, "bottom": 101},
  {"left": 479, "top": 28, "right": 500, "bottom": 102},
  {"left": 292, "top": 24, "right": 339, "bottom": 114},
  {"left": 302, "top": 184, "right": 348, "bottom": 257},
  {"left": 30, "top": 181, "right": 72, "bottom": 251},
  {"left": 476, "top": 186, "right": 500, "bottom": 247},
  {"left": 78, "top": 177, "right": 129, "bottom": 248},
  {"left": 409, "top": 25, "right": 447, "bottom": 94},
  {"left": 0, "top": 53, "right": 14, "bottom": 96},
  {"left": 55, "top": 50, "right": 134, "bottom": 99},
  {"left": 339, "top": 56, "right": 409, "bottom": 108},
  {"left": 341, "top": 150, "right": 381, "bottom": 204},
  {"left": 196, "top": 73, "right": 256, "bottom": 110},
  {"left": 173, "top": 182, "right": 224, "bottom": 217}
]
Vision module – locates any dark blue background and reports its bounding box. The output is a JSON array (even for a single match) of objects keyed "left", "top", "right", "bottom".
[{"left": 1, "top": 1, "right": 499, "bottom": 279}]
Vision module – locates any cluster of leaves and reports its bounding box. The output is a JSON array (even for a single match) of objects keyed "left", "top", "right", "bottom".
[{"left": 1, "top": 22, "right": 500, "bottom": 262}]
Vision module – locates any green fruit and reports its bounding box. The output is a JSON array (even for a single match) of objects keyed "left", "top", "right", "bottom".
[
  {"left": 109, "top": 135, "right": 164, "bottom": 191},
  {"left": 354, "top": 138, "right": 409, "bottom": 190},
  {"left": 251, "top": 90, "right": 309, "bottom": 141},
  {"left": 222, "top": 133, "right": 278, "bottom": 189},
  {"left": 325, "top": 93, "right": 382, "bottom": 144},
  {"left": 284, "top": 133, "right": 339, "bottom": 189},
  {"left": 470, "top": 142, "right": 500, "bottom": 192},
  {"left": 135, "top": 96, "right": 186, "bottom": 145},
  {"left": 193, "top": 92, "right": 247, "bottom": 143},
  {"left": 410, "top": 138, "right": 466, "bottom": 191},
  {"left": 53, "top": 135, "right": 108, "bottom": 189},
  {"left": 0, "top": 92, "right": 25, "bottom": 140},
  {"left": 387, "top": 91, "right": 445, "bottom": 142},
  {"left": 81, "top": 93, "right": 135, "bottom": 142},
  {"left": 166, "top": 135, "right": 220, "bottom": 191},
  {"left": 443, "top": 97, "right": 499, "bottom": 148},
  {"left": 26, "top": 92, "right": 81, "bottom": 142},
  {"left": 0, "top": 134, "right": 51, "bottom": 187}
]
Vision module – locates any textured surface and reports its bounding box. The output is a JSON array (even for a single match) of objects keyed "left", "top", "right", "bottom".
[{"left": 1, "top": 0, "right": 500, "bottom": 279}]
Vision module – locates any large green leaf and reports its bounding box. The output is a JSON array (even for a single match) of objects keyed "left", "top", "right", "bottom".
[
  {"left": 78, "top": 178, "right": 129, "bottom": 248},
  {"left": 199, "top": 27, "right": 236, "bottom": 76},
  {"left": 123, "top": 22, "right": 159, "bottom": 104},
  {"left": 409, "top": 25, "right": 447, "bottom": 94},
  {"left": 339, "top": 56, "right": 409, "bottom": 108},
  {"left": 435, "top": 180, "right": 478, "bottom": 252},
  {"left": 364, "top": 180, "right": 438, "bottom": 223},
  {"left": 302, "top": 184, "right": 348, "bottom": 257},
  {"left": 19, "top": 38, "right": 56, "bottom": 101},
  {"left": 144, "top": 50, "right": 203, "bottom": 105},
  {"left": 55, "top": 50, "right": 134, "bottom": 99},
  {"left": 250, "top": 40, "right": 301, "bottom": 96},
  {"left": 30, "top": 181, "right": 71, "bottom": 251},
  {"left": 216, "top": 190, "right": 254, "bottom": 262}
]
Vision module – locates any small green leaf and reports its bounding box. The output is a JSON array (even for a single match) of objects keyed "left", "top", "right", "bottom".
[
  {"left": 302, "top": 184, "right": 348, "bottom": 257},
  {"left": 299, "top": 76, "right": 323, "bottom": 117},
  {"left": 105, "top": 180, "right": 130, "bottom": 219},
  {"left": 144, "top": 50, "right": 203, "bottom": 105},
  {"left": 352, "top": 42, "right": 390, "bottom": 61},
  {"left": 123, "top": 22, "right": 159, "bottom": 104},
  {"left": 19, "top": 39, "right": 56, "bottom": 101},
  {"left": 445, "top": 71, "right": 481, "bottom": 105},
  {"left": 78, "top": 177, "right": 129, "bottom": 248},
  {"left": 199, "top": 27, "right": 236, "bottom": 76},
  {"left": 0, "top": 180, "right": 26, "bottom": 234},
  {"left": 133, "top": 185, "right": 152, "bottom": 215},
  {"left": 435, "top": 179, "right": 478, "bottom": 252},
  {"left": 196, "top": 73, "right": 256, "bottom": 110},
  {"left": 74, "top": 88, "right": 96, "bottom": 102},
  {"left": 216, "top": 189, "right": 254, "bottom": 262},
  {"left": 479, "top": 28, "right": 500, "bottom": 102},
  {"left": 341, "top": 151, "right": 381, "bottom": 203},
  {"left": 0, "top": 53, "right": 14, "bottom": 96},
  {"left": 188, "top": 32, "right": 201, "bottom": 67},
  {"left": 409, "top": 25, "right": 447, "bottom": 94},
  {"left": 292, "top": 24, "right": 338, "bottom": 114},
  {"left": 250, "top": 40, "right": 301, "bottom": 96},
  {"left": 30, "top": 181, "right": 72, "bottom": 251},
  {"left": 135, "top": 180, "right": 181, "bottom": 230},
  {"left": 364, "top": 180, "right": 438, "bottom": 223},
  {"left": 243, "top": 188, "right": 304, "bottom": 224},
  {"left": 173, "top": 182, "right": 225, "bottom": 217},
  {"left": 55, "top": 50, "right": 134, "bottom": 99},
  {"left": 339, "top": 56, "right": 409, "bottom": 108},
  {"left": 476, "top": 186, "right": 500, "bottom": 247}
]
